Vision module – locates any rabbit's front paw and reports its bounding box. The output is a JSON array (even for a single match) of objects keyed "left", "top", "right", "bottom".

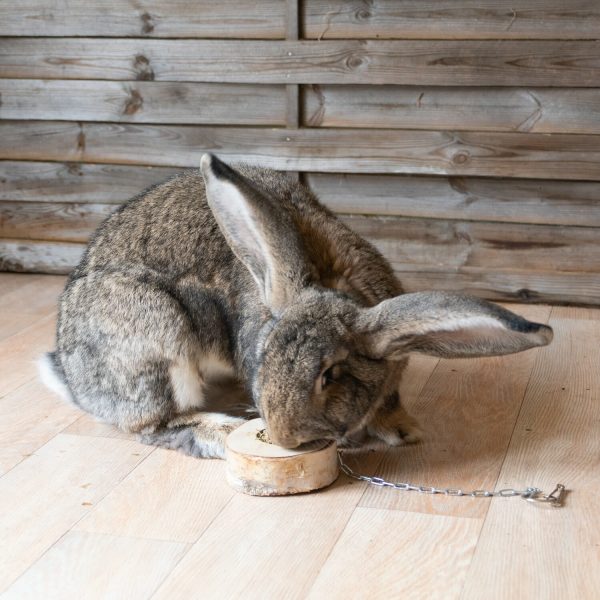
[{"left": 367, "top": 406, "right": 423, "bottom": 446}]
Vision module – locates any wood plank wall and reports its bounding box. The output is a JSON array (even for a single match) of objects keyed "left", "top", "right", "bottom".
[{"left": 1, "top": 1, "right": 600, "bottom": 305}]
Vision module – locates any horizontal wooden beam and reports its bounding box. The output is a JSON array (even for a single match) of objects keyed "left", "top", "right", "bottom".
[
  {"left": 0, "top": 161, "right": 181, "bottom": 203},
  {"left": 3, "top": 121, "right": 600, "bottom": 180},
  {"left": 0, "top": 239, "right": 85, "bottom": 274},
  {"left": 0, "top": 201, "right": 114, "bottom": 243},
  {"left": 2, "top": 200, "right": 599, "bottom": 273},
  {"left": 0, "top": 80, "right": 287, "bottom": 125},
  {"left": 396, "top": 266, "right": 600, "bottom": 306},
  {"left": 303, "top": 0, "right": 600, "bottom": 40},
  {"left": 308, "top": 173, "right": 600, "bottom": 227},
  {"left": 1, "top": 1, "right": 598, "bottom": 40},
  {"left": 0, "top": 0, "right": 286, "bottom": 38},
  {"left": 2, "top": 238, "right": 598, "bottom": 305},
  {"left": 339, "top": 214, "right": 600, "bottom": 275},
  {"left": 303, "top": 85, "right": 600, "bottom": 134},
  {"left": 4, "top": 161, "right": 600, "bottom": 228},
  {"left": 2, "top": 39, "right": 599, "bottom": 86}
]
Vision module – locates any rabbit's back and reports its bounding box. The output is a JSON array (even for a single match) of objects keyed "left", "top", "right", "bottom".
[{"left": 71, "top": 170, "right": 233, "bottom": 284}]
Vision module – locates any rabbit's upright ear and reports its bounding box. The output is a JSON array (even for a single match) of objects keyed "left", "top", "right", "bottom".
[
  {"left": 200, "top": 154, "right": 309, "bottom": 313},
  {"left": 358, "top": 292, "right": 553, "bottom": 360}
]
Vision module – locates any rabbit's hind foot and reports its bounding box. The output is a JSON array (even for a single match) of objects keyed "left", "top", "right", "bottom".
[{"left": 139, "top": 412, "right": 246, "bottom": 459}]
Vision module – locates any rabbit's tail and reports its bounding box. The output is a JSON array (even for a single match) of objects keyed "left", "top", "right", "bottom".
[
  {"left": 139, "top": 412, "right": 245, "bottom": 459},
  {"left": 38, "top": 351, "right": 77, "bottom": 405}
]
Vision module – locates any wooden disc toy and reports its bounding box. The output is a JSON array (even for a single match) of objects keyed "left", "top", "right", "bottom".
[{"left": 225, "top": 418, "right": 339, "bottom": 496}]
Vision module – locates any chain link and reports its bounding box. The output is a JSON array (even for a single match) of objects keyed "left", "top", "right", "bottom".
[{"left": 337, "top": 451, "right": 566, "bottom": 507}]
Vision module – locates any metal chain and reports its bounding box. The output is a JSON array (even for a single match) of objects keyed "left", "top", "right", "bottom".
[{"left": 337, "top": 451, "right": 566, "bottom": 507}]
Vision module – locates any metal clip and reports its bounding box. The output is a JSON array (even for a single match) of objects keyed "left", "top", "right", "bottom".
[{"left": 525, "top": 484, "right": 566, "bottom": 507}]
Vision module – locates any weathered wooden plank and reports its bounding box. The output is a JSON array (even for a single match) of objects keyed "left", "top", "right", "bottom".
[
  {"left": 0, "top": 0, "right": 285, "bottom": 38},
  {"left": 3, "top": 212, "right": 600, "bottom": 286},
  {"left": 2, "top": 39, "right": 599, "bottom": 86},
  {"left": 308, "top": 173, "right": 600, "bottom": 227},
  {"left": 7, "top": 161, "right": 600, "bottom": 227},
  {"left": 303, "top": 85, "right": 600, "bottom": 134},
  {"left": 5, "top": 162, "right": 600, "bottom": 228},
  {"left": 3, "top": 201, "right": 600, "bottom": 274},
  {"left": 3, "top": 121, "right": 600, "bottom": 181},
  {"left": 303, "top": 1, "right": 600, "bottom": 40},
  {"left": 0, "top": 201, "right": 114, "bottom": 243},
  {"left": 3, "top": 239, "right": 598, "bottom": 305},
  {"left": 397, "top": 267, "right": 600, "bottom": 306},
  {"left": 0, "top": 161, "right": 181, "bottom": 204},
  {"left": 341, "top": 214, "right": 600, "bottom": 275},
  {"left": 0, "top": 80, "right": 287, "bottom": 125},
  {"left": 0, "top": 239, "right": 85, "bottom": 274}
]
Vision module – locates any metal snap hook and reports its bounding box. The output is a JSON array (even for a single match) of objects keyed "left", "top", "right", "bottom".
[{"left": 525, "top": 484, "right": 566, "bottom": 507}]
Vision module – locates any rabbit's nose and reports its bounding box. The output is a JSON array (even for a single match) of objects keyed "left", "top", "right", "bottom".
[{"left": 269, "top": 431, "right": 300, "bottom": 449}]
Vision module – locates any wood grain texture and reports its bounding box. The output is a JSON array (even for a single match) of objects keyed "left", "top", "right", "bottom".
[
  {"left": 396, "top": 267, "right": 600, "bottom": 306},
  {"left": 0, "top": 202, "right": 114, "bottom": 242},
  {"left": 0, "top": 80, "right": 287, "bottom": 125},
  {"left": 0, "top": 312, "right": 48, "bottom": 342},
  {"left": 3, "top": 121, "right": 600, "bottom": 180},
  {"left": 461, "top": 306, "right": 600, "bottom": 599},
  {"left": 3, "top": 531, "right": 188, "bottom": 600},
  {"left": 0, "top": 313, "right": 59, "bottom": 407},
  {"left": 0, "top": 239, "right": 85, "bottom": 273},
  {"left": 341, "top": 214, "right": 600, "bottom": 274},
  {"left": 2, "top": 39, "right": 599, "bottom": 86},
  {"left": 0, "top": 0, "right": 286, "bottom": 38},
  {"left": 303, "top": 1, "right": 600, "bottom": 40},
  {"left": 3, "top": 240, "right": 599, "bottom": 306},
  {"left": 359, "top": 304, "right": 551, "bottom": 519},
  {"left": 308, "top": 173, "right": 600, "bottom": 227},
  {"left": 151, "top": 468, "right": 378, "bottom": 600},
  {"left": 0, "top": 273, "right": 64, "bottom": 316},
  {"left": 75, "top": 449, "right": 234, "bottom": 543},
  {"left": 0, "top": 302, "right": 60, "bottom": 396},
  {"left": 0, "top": 379, "right": 79, "bottom": 476},
  {"left": 307, "top": 508, "right": 482, "bottom": 599},
  {"left": 4, "top": 203, "right": 599, "bottom": 274},
  {"left": 0, "top": 434, "right": 152, "bottom": 592},
  {"left": 1, "top": 276, "right": 599, "bottom": 597},
  {"left": 0, "top": 161, "right": 181, "bottom": 204},
  {"left": 63, "top": 414, "right": 136, "bottom": 440},
  {"left": 303, "top": 85, "right": 600, "bottom": 134}
]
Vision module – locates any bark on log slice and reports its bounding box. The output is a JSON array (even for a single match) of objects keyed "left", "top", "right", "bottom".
[{"left": 225, "top": 418, "right": 339, "bottom": 496}]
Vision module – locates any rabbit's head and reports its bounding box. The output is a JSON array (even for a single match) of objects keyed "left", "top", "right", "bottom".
[{"left": 201, "top": 154, "right": 553, "bottom": 448}]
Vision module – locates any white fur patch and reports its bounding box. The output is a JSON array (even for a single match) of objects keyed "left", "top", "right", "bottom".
[
  {"left": 37, "top": 353, "right": 75, "bottom": 405},
  {"left": 200, "top": 354, "right": 235, "bottom": 381},
  {"left": 170, "top": 360, "right": 205, "bottom": 412},
  {"left": 435, "top": 315, "right": 505, "bottom": 333},
  {"left": 202, "top": 412, "right": 245, "bottom": 427}
]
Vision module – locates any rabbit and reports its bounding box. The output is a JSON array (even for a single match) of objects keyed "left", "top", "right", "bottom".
[{"left": 39, "top": 154, "right": 553, "bottom": 458}]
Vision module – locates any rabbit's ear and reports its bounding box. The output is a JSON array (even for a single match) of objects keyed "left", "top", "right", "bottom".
[
  {"left": 358, "top": 292, "right": 552, "bottom": 360},
  {"left": 200, "top": 154, "right": 309, "bottom": 313}
]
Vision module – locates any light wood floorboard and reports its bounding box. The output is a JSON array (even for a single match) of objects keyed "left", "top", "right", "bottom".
[{"left": 0, "top": 273, "right": 597, "bottom": 599}]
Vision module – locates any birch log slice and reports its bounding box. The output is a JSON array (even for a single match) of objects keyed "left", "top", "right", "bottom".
[{"left": 225, "top": 418, "right": 339, "bottom": 496}]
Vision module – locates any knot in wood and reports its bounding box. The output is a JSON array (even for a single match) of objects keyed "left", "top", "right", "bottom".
[
  {"left": 346, "top": 54, "right": 365, "bottom": 70},
  {"left": 452, "top": 151, "right": 470, "bottom": 165},
  {"left": 134, "top": 54, "right": 155, "bottom": 81}
]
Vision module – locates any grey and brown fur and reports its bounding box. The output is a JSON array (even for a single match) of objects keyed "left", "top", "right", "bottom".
[{"left": 40, "top": 155, "right": 553, "bottom": 457}]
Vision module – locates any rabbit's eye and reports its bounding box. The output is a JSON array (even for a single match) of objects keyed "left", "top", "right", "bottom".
[{"left": 321, "top": 364, "right": 342, "bottom": 389}]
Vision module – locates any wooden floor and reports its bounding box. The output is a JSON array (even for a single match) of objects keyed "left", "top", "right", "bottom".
[{"left": 0, "top": 273, "right": 598, "bottom": 599}]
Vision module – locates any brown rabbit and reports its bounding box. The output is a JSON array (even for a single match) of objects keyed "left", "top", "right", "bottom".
[{"left": 39, "top": 154, "right": 553, "bottom": 457}]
